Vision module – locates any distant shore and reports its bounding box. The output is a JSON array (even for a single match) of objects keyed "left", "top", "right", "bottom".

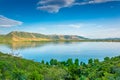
[{"left": 1, "top": 31, "right": 120, "bottom": 42}]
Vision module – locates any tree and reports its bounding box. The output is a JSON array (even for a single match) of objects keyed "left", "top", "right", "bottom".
[
  {"left": 74, "top": 59, "right": 79, "bottom": 66},
  {"left": 94, "top": 59, "right": 99, "bottom": 64},
  {"left": 46, "top": 62, "right": 49, "bottom": 65},
  {"left": 104, "top": 57, "right": 110, "bottom": 61},
  {"left": 41, "top": 60, "right": 44, "bottom": 64},
  {"left": 50, "top": 59, "right": 58, "bottom": 65},
  {"left": 88, "top": 58, "right": 93, "bottom": 65},
  {"left": 67, "top": 58, "right": 73, "bottom": 66}
]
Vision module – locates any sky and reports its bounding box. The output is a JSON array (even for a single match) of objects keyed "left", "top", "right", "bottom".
[{"left": 0, "top": 0, "right": 120, "bottom": 38}]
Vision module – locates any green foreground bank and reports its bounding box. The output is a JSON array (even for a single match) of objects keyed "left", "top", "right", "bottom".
[{"left": 0, "top": 52, "right": 120, "bottom": 80}]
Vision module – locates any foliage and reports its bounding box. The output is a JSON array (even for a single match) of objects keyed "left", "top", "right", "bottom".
[{"left": 0, "top": 52, "right": 120, "bottom": 80}]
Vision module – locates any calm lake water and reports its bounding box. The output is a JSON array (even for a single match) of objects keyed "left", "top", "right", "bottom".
[{"left": 0, "top": 42, "right": 120, "bottom": 63}]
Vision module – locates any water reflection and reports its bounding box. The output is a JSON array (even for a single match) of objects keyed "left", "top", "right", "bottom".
[
  {"left": 0, "top": 42, "right": 74, "bottom": 50},
  {"left": 0, "top": 42, "right": 120, "bottom": 63}
]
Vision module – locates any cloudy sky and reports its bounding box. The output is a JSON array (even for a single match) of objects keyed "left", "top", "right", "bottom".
[{"left": 0, "top": 0, "right": 120, "bottom": 38}]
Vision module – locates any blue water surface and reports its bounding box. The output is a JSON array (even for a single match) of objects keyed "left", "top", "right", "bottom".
[{"left": 0, "top": 42, "right": 120, "bottom": 63}]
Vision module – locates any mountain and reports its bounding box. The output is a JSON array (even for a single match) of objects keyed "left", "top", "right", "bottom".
[
  {"left": 0, "top": 31, "right": 88, "bottom": 42},
  {"left": 103, "top": 38, "right": 120, "bottom": 40}
]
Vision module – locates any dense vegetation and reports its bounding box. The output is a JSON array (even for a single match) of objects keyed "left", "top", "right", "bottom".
[{"left": 0, "top": 52, "right": 120, "bottom": 80}]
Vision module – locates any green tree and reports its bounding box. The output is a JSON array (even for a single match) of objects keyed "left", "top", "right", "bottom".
[
  {"left": 88, "top": 58, "right": 93, "bottom": 65},
  {"left": 50, "top": 59, "right": 58, "bottom": 65},
  {"left": 46, "top": 62, "right": 49, "bottom": 65},
  {"left": 104, "top": 57, "right": 110, "bottom": 61},
  {"left": 41, "top": 60, "right": 44, "bottom": 64},
  {"left": 67, "top": 58, "right": 73, "bottom": 66},
  {"left": 74, "top": 59, "right": 79, "bottom": 66},
  {"left": 94, "top": 59, "right": 99, "bottom": 64}
]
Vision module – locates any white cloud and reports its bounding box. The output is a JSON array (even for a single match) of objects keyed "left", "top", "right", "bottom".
[
  {"left": 37, "top": 0, "right": 75, "bottom": 13},
  {"left": 75, "top": 0, "right": 120, "bottom": 5},
  {"left": 37, "top": 5, "right": 60, "bottom": 13},
  {"left": 0, "top": 15, "right": 23, "bottom": 27},
  {"left": 37, "top": 0, "right": 120, "bottom": 13},
  {"left": 56, "top": 24, "right": 82, "bottom": 29}
]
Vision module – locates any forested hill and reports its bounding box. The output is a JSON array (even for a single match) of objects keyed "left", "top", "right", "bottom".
[
  {"left": 0, "top": 52, "right": 120, "bottom": 80},
  {"left": 0, "top": 31, "right": 88, "bottom": 42}
]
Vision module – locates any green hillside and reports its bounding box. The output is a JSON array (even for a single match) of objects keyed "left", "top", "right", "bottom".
[{"left": 0, "top": 52, "right": 120, "bottom": 80}]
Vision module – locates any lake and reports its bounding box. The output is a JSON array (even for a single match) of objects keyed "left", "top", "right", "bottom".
[{"left": 0, "top": 42, "right": 120, "bottom": 63}]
